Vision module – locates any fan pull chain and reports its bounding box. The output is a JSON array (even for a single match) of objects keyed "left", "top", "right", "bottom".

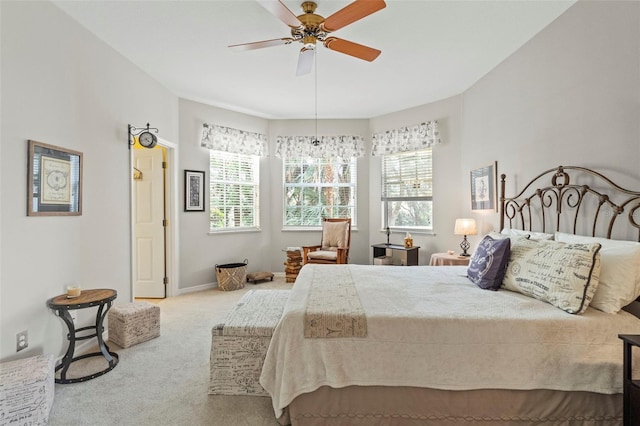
[{"left": 312, "top": 50, "right": 320, "bottom": 146}]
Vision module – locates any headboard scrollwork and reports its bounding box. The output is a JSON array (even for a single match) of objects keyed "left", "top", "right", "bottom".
[{"left": 500, "top": 166, "right": 640, "bottom": 241}]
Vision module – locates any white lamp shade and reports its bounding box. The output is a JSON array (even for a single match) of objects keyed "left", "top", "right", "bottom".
[{"left": 454, "top": 218, "right": 477, "bottom": 236}]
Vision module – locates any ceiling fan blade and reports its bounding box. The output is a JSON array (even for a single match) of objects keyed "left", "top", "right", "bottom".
[
  {"left": 229, "top": 38, "right": 294, "bottom": 51},
  {"left": 296, "top": 47, "right": 315, "bottom": 76},
  {"left": 256, "top": 0, "right": 304, "bottom": 30},
  {"left": 324, "top": 37, "right": 381, "bottom": 62},
  {"left": 321, "top": 0, "right": 386, "bottom": 32}
]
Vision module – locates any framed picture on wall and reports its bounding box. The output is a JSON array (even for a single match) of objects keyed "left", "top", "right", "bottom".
[
  {"left": 28, "top": 140, "right": 83, "bottom": 216},
  {"left": 184, "top": 170, "right": 205, "bottom": 212},
  {"left": 470, "top": 162, "right": 497, "bottom": 211}
]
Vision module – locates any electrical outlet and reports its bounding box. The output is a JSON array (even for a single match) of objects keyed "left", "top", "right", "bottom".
[{"left": 16, "top": 330, "right": 28, "bottom": 352}]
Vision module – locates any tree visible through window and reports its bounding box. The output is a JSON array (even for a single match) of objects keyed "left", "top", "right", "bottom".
[
  {"left": 382, "top": 149, "right": 433, "bottom": 230},
  {"left": 209, "top": 151, "right": 259, "bottom": 232},
  {"left": 284, "top": 157, "right": 357, "bottom": 227}
]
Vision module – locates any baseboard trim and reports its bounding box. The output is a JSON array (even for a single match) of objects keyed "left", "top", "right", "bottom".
[
  {"left": 176, "top": 273, "right": 286, "bottom": 295},
  {"left": 177, "top": 282, "right": 216, "bottom": 295}
]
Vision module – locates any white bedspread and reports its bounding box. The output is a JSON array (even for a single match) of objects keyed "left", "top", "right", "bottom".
[{"left": 260, "top": 264, "right": 640, "bottom": 417}]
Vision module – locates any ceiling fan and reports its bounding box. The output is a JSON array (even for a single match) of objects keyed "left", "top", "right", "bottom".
[{"left": 229, "top": 0, "right": 386, "bottom": 76}]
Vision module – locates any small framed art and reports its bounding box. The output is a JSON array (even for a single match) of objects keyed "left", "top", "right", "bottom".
[
  {"left": 184, "top": 170, "right": 205, "bottom": 212},
  {"left": 470, "top": 162, "right": 497, "bottom": 211},
  {"left": 28, "top": 140, "right": 83, "bottom": 216}
]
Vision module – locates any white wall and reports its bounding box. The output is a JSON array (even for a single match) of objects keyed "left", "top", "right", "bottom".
[
  {"left": 177, "top": 99, "right": 271, "bottom": 290},
  {"left": 369, "top": 95, "right": 465, "bottom": 265},
  {"left": 459, "top": 0, "right": 640, "bottom": 246},
  {"left": 366, "top": 0, "right": 639, "bottom": 256},
  {"left": 177, "top": 106, "right": 370, "bottom": 288},
  {"left": 0, "top": 2, "right": 178, "bottom": 360}
]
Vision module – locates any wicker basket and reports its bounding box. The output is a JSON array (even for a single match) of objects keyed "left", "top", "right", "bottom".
[{"left": 215, "top": 259, "right": 248, "bottom": 291}]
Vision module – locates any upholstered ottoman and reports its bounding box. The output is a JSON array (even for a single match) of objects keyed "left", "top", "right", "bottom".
[
  {"left": 0, "top": 354, "right": 55, "bottom": 426},
  {"left": 246, "top": 271, "right": 274, "bottom": 284},
  {"left": 108, "top": 301, "right": 160, "bottom": 348},
  {"left": 209, "top": 289, "right": 290, "bottom": 396}
]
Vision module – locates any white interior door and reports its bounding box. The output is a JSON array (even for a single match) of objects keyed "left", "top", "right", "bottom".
[{"left": 133, "top": 147, "right": 165, "bottom": 298}]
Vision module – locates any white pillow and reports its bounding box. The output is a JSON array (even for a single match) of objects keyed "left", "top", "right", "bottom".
[
  {"left": 555, "top": 232, "right": 640, "bottom": 313},
  {"left": 489, "top": 231, "right": 529, "bottom": 244},
  {"left": 502, "top": 238, "right": 601, "bottom": 314},
  {"left": 501, "top": 228, "right": 554, "bottom": 241},
  {"left": 488, "top": 231, "right": 509, "bottom": 240}
]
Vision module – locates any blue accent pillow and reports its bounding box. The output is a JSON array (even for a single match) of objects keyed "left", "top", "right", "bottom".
[{"left": 467, "top": 235, "right": 511, "bottom": 290}]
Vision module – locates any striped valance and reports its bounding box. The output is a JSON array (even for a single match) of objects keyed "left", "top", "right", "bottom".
[
  {"left": 200, "top": 123, "right": 268, "bottom": 157},
  {"left": 371, "top": 121, "right": 441, "bottom": 156},
  {"left": 275, "top": 135, "right": 365, "bottom": 159}
]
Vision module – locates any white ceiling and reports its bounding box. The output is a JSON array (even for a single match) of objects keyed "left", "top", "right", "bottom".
[{"left": 52, "top": 0, "right": 575, "bottom": 120}]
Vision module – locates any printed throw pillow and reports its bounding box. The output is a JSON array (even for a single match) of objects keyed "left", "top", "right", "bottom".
[
  {"left": 502, "top": 238, "right": 602, "bottom": 314},
  {"left": 467, "top": 235, "right": 511, "bottom": 291}
]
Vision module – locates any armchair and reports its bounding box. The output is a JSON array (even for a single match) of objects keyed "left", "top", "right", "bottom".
[{"left": 302, "top": 218, "right": 351, "bottom": 265}]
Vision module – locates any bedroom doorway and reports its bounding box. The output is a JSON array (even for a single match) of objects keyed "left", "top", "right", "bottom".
[{"left": 130, "top": 138, "right": 178, "bottom": 300}]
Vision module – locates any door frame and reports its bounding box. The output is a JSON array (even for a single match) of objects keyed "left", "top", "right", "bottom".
[{"left": 129, "top": 138, "right": 179, "bottom": 300}]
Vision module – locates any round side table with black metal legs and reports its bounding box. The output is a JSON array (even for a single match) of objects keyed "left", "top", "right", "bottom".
[{"left": 47, "top": 289, "right": 119, "bottom": 384}]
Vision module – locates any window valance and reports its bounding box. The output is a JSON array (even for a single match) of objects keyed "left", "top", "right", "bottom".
[
  {"left": 371, "top": 121, "right": 441, "bottom": 156},
  {"left": 275, "top": 135, "right": 365, "bottom": 159},
  {"left": 200, "top": 123, "right": 268, "bottom": 157}
]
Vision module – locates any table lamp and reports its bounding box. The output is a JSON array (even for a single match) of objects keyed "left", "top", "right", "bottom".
[{"left": 454, "top": 218, "right": 477, "bottom": 257}]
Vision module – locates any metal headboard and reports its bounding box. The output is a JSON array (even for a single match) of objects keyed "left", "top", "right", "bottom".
[{"left": 500, "top": 165, "right": 640, "bottom": 241}]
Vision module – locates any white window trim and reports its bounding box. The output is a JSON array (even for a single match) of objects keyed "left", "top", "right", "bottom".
[
  {"left": 209, "top": 150, "right": 260, "bottom": 233},
  {"left": 381, "top": 148, "right": 433, "bottom": 231},
  {"left": 282, "top": 156, "right": 358, "bottom": 228}
]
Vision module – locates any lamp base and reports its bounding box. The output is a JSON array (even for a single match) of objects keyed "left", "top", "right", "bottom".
[{"left": 459, "top": 235, "right": 471, "bottom": 257}]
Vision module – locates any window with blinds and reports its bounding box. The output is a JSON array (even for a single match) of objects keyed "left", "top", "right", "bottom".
[
  {"left": 382, "top": 148, "right": 433, "bottom": 230},
  {"left": 283, "top": 157, "right": 357, "bottom": 228},
  {"left": 209, "top": 151, "right": 260, "bottom": 232}
]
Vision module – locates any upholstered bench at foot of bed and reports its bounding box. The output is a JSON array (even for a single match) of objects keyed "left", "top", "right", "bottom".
[
  {"left": 108, "top": 301, "right": 160, "bottom": 348},
  {"left": 209, "top": 289, "right": 290, "bottom": 396},
  {"left": 0, "top": 354, "right": 55, "bottom": 426}
]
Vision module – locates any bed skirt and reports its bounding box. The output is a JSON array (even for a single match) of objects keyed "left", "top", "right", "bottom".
[{"left": 278, "top": 386, "right": 621, "bottom": 426}]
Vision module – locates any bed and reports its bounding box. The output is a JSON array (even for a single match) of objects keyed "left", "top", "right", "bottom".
[{"left": 260, "top": 165, "right": 640, "bottom": 425}]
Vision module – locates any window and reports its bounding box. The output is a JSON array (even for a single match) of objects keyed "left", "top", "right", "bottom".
[
  {"left": 284, "top": 157, "right": 357, "bottom": 227},
  {"left": 209, "top": 151, "right": 259, "bottom": 232},
  {"left": 382, "top": 148, "right": 433, "bottom": 230}
]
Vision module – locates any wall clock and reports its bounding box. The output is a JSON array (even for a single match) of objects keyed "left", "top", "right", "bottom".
[{"left": 138, "top": 131, "right": 158, "bottom": 149}]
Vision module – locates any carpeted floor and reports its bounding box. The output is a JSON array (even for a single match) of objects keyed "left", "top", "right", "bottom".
[{"left": 48, "top": 277, "right": 292, "bottom": 426}]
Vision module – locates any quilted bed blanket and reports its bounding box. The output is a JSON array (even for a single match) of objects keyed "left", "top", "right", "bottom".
[{"left": 260, "top": 264, "right": 640, "bottom": 417}]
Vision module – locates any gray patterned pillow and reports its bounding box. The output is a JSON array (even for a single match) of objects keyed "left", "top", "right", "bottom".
[
  {"left": 467, "top": 235, "right": 511, "bottom": 290},
  {"left": 502, "top": 238, "right": 601, "bottom": 314}
]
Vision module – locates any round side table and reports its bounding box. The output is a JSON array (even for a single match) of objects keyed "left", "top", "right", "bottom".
[
  {"left": 429, "top": 253, "right": 471, "bottom": 266},
  {"left": 47, "top": 289, "right": 119, "bottom": 384}
]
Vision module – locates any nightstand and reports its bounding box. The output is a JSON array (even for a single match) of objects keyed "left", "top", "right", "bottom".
[
  {"left": 619, "top": 334, "right": 640, "bottom": 425},
  {"left": 429, "top": 252, "right": 470, "bottom": 266},
  {"left": 371, "top": 244, "right": 420, "bottom": 266}
]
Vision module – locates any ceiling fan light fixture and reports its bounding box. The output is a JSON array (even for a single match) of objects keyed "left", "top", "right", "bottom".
[{"left": 302, "top": 35, "right": 317, "bottom": 50}]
